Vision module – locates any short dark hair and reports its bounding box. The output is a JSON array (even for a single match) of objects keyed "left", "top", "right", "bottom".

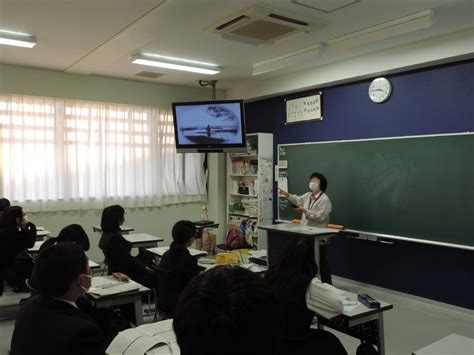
[
  {"left": 309, "top": 172, "right": 328, "bottom": 192},
  {"left": 173, "top": 266, "right": 282, "bottom": 355},
  {"left": 100, "top": 205, "right": 125, "bottom": 233},
  {"left": 0, "top": 198, "right": 10, "bottom": 212},
  {"left": 57, "top": 224, "right": 90, "bottom": 251},
  {"left": 264, "top": 238, "right": 318, "bottom": 288},
  {"left": 0, "top": 206, "right": 23, "bottom": 227},
  {"left": 172, "top": 220, "right": 196, "bottom": 246},
  {"left": 35, "top": 243, "right": 88, "bottom": 297}
]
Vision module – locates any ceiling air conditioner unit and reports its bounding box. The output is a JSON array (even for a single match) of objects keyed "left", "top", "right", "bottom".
[{"left": 204, "top": 4, "right": 324, "bottom": 45}]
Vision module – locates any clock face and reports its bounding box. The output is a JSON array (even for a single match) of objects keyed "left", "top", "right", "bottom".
[{"left": 368, "top": 77, "right": 392, "bottom": 103}]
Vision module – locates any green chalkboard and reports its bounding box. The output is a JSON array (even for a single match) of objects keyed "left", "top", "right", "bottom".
[{"left": 278, "top": 134, "right": 474, "bottom": 247}]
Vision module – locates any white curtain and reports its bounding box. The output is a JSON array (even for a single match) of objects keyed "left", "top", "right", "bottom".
[{"left": 0, "top": 94, "right": 206, "bottom": 212}]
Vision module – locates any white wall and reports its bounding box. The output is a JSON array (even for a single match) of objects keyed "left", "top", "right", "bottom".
[{"left": 226, "top": 27, "right": 474, "bottom": 100}]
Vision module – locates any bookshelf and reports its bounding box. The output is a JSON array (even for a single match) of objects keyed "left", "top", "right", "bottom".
[{"left": 226, "top": 133, "right": 273, "bottom": 249}]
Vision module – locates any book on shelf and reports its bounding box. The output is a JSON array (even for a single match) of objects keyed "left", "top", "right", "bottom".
[{"left": 249, "top": 160, "right": 258, "bottom": 175}]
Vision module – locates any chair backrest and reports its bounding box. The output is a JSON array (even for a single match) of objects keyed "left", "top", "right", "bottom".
[{"left": 155, "top": 266, "right": 188, "bottom": 317}]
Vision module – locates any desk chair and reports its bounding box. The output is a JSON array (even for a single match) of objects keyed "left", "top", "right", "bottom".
[
  {"left": 153, "top": 266, "right": 188, "bottom": 320},
  {"left": 101, "top": 258, "right": 109, "bottom": 276}
]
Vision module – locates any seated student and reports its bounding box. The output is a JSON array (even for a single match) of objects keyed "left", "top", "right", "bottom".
[
  {"left": 98, "top": 205, "right": 153, "bottom": 286},
  {"left": 264, "top": 238, "right": 347, "bottom": 355},
  {"left": 0, "top": 206, "right": 36, "bottom": 296},
  {"left": 173, "top": 265, "right": 282, "bottom": 355},
  {"left": 157, "top": 220, "right": 203, "bottom": 315},
  {"left": 10, "top": 243, "right": 105, "bottom": 355},
  {"left": 28, "top": 224, "right": 91, "bottom": 294},
  {"left": 0, "top": 197, "right": 10, "bottom": 221},
  {"left": 40, "top": 224, "right": 90, "bottom": 252}
]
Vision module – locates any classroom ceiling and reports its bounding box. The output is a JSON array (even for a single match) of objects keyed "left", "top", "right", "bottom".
[{"left": 0, "top": 0, "right": 472, "bottom": 90}]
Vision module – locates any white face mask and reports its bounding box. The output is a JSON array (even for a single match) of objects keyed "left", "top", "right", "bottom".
[
  {"left": 309, "top": 182, "right": 320, "bottom": 192},
  {"left": 79, "top": 274, "right": 92, "bottom": 293}
]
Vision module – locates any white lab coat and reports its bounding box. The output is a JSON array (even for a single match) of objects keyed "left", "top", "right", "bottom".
[
  {"left": 287, "top": 191, "right": 332, "bottom": 227},
  {"left": 305, "top": 277, "right": 344, "bottom": 319}
]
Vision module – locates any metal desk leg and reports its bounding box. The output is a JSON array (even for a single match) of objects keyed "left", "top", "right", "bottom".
[
  {"left": 314, "top": 239, "right": 321, "bottom": 278},
  {"left": 134, "top": 299, "right": 144, "bottom": 325},
  {"left": 316, "top": 317, "right": 324, "bottom": 330},
  {"left": 377, "top": 313, "right": 385, "bottom": 355}
]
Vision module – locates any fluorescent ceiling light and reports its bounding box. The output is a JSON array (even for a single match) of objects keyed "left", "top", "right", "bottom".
[
  {"left": 0, "top": 29, "right": 36, "bottom": 48},
  {"left": 327, "top": 9, "right": 435, "bottom": 52},
  {"left": 131, "top": 54, "right": 220, "bottom": 75},
  {"left": 253, "top": 44, "right": 322, "bottom": 76}
]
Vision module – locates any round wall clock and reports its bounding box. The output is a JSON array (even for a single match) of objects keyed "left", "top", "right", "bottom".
[{"left": 368, "top": 77, "right": 392, "bottom": 103}]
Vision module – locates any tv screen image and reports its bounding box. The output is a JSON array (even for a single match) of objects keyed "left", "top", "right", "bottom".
[{"left": 172, "top": 100, "right": 246, "bottom": 152}]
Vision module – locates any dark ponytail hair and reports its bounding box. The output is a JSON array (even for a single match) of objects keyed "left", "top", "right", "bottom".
[
  {"left": 264, "top": 238, "right": 318, "bottom": 287},
  {"left": 0, "top": 206, "right": 23, "bottom": 227},
  {"left": 100, "top": 205, "right": 125, "bottom": 233},
  {"left": 169, "top": 220, "right": 196, "bottom": 256}
]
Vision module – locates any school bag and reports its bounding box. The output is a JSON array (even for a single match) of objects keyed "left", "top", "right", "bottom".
[{"left": 225, "top": 228, "right": 247, "bottom": 249}]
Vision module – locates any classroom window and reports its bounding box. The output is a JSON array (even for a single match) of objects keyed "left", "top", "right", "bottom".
[{"left": 0, "top": 94, "right": 206, "bottom": 212}]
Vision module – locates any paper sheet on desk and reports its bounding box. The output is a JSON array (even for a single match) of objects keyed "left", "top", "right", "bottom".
[
  {"left": 148, "top": 247, "right": 207, "bottom": 257},
  {"left": 88, "top": 277, "right": 140, "bottom": 297},
  {"left": 107, "top": 329, "right": 173, "bottom": 355},
  {"left": 107, "top": 320, "right": 179, "bottom": 355},
  {"left": 248, "top": 250, "right": 267, "bottom": 258}
]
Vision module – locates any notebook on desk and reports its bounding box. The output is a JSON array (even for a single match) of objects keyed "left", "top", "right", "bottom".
[
  {"left": 88, "top": 276, "right": 140, "bottom": 297},
  {"left": 194, "top": 220, "right": 214, "bottom": 226},
  {"left": 107, "top": 319, "right": 179, "bottom": 355}
]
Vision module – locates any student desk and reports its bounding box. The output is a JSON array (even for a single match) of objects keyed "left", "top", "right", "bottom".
[
  {"left": 316, "top": 291, "right": 393, "bottom": 355},
  {"left": 92, "top": 225, "right": 134, "bottom": 234},
  {"left": 123, "top": 233, "right": 164, "bottom": 249},
  {"left": 86, "top": 277, "right": 150, "bottom": 326},
  {"left": 28, "top": 240, "right": 45, "bottom": 254},
  {"left": 36, "top": 229, "right": 51, "bottom": 240},
  {"left": 147, "top": 247, "right": 207, "bottom": 265},
  {"left": 197, "top": 261, "right": 268, "bottom": 274},
  {"left": 412, "top": 334, "right": 474, "bottom": 355},
  {"left": 258, "top": 224, "right": 340, "bottom": 278},
  {"left": 27, "top": 242, "right": 100, "bottom": 270},
  {"left": 88, "top": 260, "right": 100, "bottom": 270},
  {"left": 193, "top": 221, "right": 219, "bottom": 238}
]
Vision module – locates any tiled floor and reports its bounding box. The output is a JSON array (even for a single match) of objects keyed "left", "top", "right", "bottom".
[{"left": 1, "top": 279, "right": 473, "bottom": 355}]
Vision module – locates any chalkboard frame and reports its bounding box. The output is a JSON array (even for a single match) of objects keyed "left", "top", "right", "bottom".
[{"left": 277, "top": 132, "right": 474, "bottom": 251}]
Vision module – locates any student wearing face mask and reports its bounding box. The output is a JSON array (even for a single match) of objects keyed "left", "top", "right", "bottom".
[
  {"left": 0, "top": 206, "right": 36, "bottom": 296},
  {"left": 11, "top": 243, "right": 105, "bottom": 355},
  {"left": 279, "top": 172, "right": 333, "bottom": 284}
]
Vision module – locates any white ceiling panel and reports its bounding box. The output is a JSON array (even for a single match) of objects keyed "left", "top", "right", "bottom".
[{"left": 0, "top": 0, "right": 472, "bottom": 89}]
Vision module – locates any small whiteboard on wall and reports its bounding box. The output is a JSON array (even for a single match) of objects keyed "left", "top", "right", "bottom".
[{"left": 285, "top": 93, "right": 322, "bottom": 124}]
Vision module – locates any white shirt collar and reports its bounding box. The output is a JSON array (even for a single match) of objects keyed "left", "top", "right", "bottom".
[{"left": 53, "top": 297, "right": 78, "bottom": 308}]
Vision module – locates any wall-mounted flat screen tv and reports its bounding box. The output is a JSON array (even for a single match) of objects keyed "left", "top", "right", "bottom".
[{"left": 172, "top": 100, "right": 246, "bottom": 153}]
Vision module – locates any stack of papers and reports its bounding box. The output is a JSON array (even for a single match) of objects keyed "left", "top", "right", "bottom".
[
  {"left": 107, "top": 319, "right": 179, "bottom": 355},
  {"left": 88, "top": 276, "right": 140, "bottom": 297}
]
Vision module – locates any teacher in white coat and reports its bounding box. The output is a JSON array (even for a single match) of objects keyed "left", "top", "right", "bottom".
[{"left": 279, "top": 172, "right": 333, "bottom": 284}]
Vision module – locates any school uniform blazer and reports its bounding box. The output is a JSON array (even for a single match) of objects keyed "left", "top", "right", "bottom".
[
  {"left": 0, "top": 222, "right": 36, "bottom": 271},
  {"left": 98, "top": 231, "right": 147, "bottom": 281},
  {"left": 158, "top": 245, "right": 201, "bottom": 283},
  {"left": 271, "top": 274, "right": 344, "bottom": 355},
  {"left": 10, "top": 295, "right": 105, "bottom": 355},
  {"left": 287, "top": 191, "right": 332, "bottom": 227}
]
